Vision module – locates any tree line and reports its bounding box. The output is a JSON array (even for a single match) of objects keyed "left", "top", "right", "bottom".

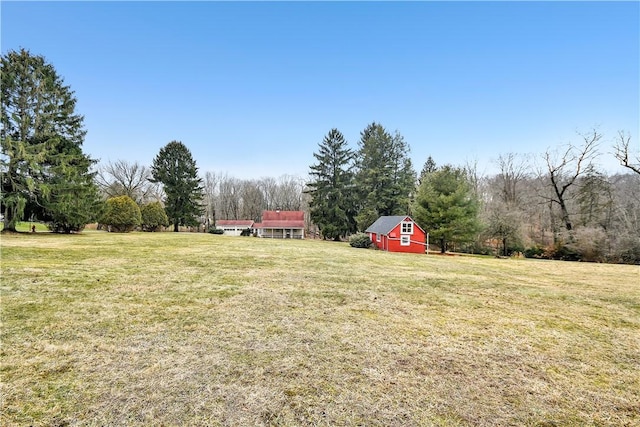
[
  {"left": 306, "top": 125, "right": 481, "bottom": 251},
  {"left": 307, "top": 125, "right": 640, "bottom": 263},
  {"left": 2, "top": 49, "right": 639, "bottom": 263}
]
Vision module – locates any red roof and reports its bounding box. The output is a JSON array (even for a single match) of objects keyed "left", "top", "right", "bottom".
[
  {"left": 216, "top": 220, "right": 254, "bottom": 227},
  {"left": 258, "top": 210, "right": 305, "bottom": 228}
]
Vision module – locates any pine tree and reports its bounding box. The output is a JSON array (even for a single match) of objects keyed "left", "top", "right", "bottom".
[
  {"left": 353, "top": 122, "right": 416, "bottom": 230},
  {"left": 101, "top": 195, "right": 142, "bottom": 233},
  {"left": 140, "top": 201, "right": 169, "bottom": 232},
  {"left": 150, "top": 141, "right": 204, "bottom": 232},
  {"left": 1, "top": 48, "right": 101, "bottom": 232},
  {"left": 413, "top": 165, "right": 480, "bottom": 253},
  {"left": 418, "top": 156, "right": 437, "bottom": 185},
  {"left": 44, "top": 145, "right": 103, "bottom": 233},
  {"left": 576, "top": 164, "right": 613, "bottom": 229},
  {"left": 308, "top": 128, "right": 356, "bottom": 240}
]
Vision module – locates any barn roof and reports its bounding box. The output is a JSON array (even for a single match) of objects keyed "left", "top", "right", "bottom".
[{"left": 365, "top": 215, "right": 415, "bottom": 235}]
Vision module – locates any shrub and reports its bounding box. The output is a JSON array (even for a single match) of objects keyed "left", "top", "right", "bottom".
[
  {"left": 544, "top": 241, "right": 581, "bottom": 261},
  {"left": 140, "top": 201, "right": 169, "bottom": 232},
  {"left": 506, "top": 242, "right": 525, "bottom": 256},
  {"left": 349, "top": 232, "right": 372, "bottom": 248},
  {"left": 524, "top": 245, "right": 545, "bottom": 259},
  {"left": 568, "top": 227, "right": 607, "bottom": 263},
  {"left": 615, "top": 240, "right": 640, "bottom": 265},
  {"left": 208, "top": 227, "right": 224, "bottom": 235},
  {"left": 101, "top": 195, "right": 141, "bottom": 232},
  {"left": 459, "top": 241, "right": 494, "bottom": 256},
  {"left": 607, "top": 235, "right": 640, "bottom": 265}
]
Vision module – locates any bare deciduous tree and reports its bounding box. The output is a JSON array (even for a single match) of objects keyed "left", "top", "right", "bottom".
[
  {"left": 614, "top": 131, "right": 639, "bottom": 175},
  {"left": 218, "top": 174, "right": 242, "bottom": 220},
  {"left": 542, "top": 130, "right": 601, "bottom": 233},
  {"left": 203, "top": 171, "right": 219, "bottom": 228},
  {"left": 241, "top": 180, "right": 266, "bottom": 222},
  {"left": 96, "top": 160, "right": 160, "bottom": 203},
  {"left": 272, "top": 175, "right": 305, "bottom": 211},
  {"left": 259, "top": 177, "right": 279, "bottom": 211},
  {"left": 464, "top": 158, "right": 482, "bottom": 199},
  {"left": 495, "top": 153, "right": 529, "bottom": 205}
]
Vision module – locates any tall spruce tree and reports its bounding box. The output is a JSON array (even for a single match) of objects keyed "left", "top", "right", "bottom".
[
  {"left": 413, "top": 165, "right": 480, "bottom": 253},
  {"left": 308, "top": 128, "right": 356, "bottom": 240},
  {"left": 150, "top": 141, "right": 204, "bottom": 232},
  {"left": 354, "top": 122, "right": 416, "bottom": 230},
  {"left": 419, "top": 156, "right": 437, "bottom": 185},
  {"left": 43, "top": 145, "right": 103, "bottom": 232},
  {"left": 1, "top": 48, "right": 101, "bottom": 232}
]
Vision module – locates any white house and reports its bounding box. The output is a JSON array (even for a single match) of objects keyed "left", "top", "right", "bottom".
[{"left": 215, "top": 220, "right": 254, "bottom": 236}]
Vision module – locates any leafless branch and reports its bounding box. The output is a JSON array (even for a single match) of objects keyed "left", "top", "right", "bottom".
[
  {"left": 614, "top": 131, "right": 640, "bottom": 175},
  {"left": 542, "top": 129, "right": 601, "bottom": 232}
]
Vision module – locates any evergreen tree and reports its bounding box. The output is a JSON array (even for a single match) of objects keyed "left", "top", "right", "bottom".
[
  {"left": 150, "top": 141, "right": 204, "bottom": 232},
  {"left": 576, "top": 164, "right": 613, "bottom": 229},
  {"left": 418, "top": 156, "right": 437, "bottom": 185},
  {"left": 101, "top": 195, "right": 141, "bottom": 232},
  {"left": 484, "top": 203, "right": 522, "bottom": 256},
  {"left": 353, "top": 122, "right": 416, "bottom": 230},
  {"left": 1, "top": 48, "right": 101, "bottom": 232},
  {"left": 140, "top": 201, "right": 169, "bottom": 232},
  {"left": 413, "top": 165, "right": 480, "bottom": 253},
  {"left": 44, "top": 146, "right": 104, "bottom": 233},
  {"left": 307, "top": 128, "right": 356, "bottom": 240}
]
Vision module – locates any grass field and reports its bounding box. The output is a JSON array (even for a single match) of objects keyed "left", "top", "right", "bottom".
[
  {"left": 0, "top": 221, "right": 50, "bottom": 233},
  {"left": 1, "top": 231, "right": 638, "bottom": 426}
]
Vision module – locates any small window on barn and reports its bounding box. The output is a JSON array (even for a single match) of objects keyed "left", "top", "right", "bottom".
[
  {"left": 376, "top": 233, "right": 381, "bottom": 242},
  {"left": 401, "top": 221, "right": 413, "bottom": 234},
  {"left": 401, "top": 235, "right": 410, "bottom": 246}
]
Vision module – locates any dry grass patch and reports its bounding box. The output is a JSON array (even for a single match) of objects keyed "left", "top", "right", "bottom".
[{"left": 1, "top": 231, "right": 639, "bottom": 426}]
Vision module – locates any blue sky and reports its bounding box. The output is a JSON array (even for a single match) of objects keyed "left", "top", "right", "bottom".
[{"left": 2, "top": 1, "right": 638, "bottom": 179}]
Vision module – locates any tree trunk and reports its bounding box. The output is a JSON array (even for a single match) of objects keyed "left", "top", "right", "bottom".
[
  {"left": 440, "top": 238, "right": 446, "bottom": 254},
  {"left": 173, "top": 222, "right": 179, "bottom": 232},
  {"left": 558, "top": 199, "right": 572, "bottom": 231},
  {"left": 3, "top": 203, "right": 18, "bottom": 232}
]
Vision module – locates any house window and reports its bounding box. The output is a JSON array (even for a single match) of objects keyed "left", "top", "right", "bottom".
[
  {"left": 401, "top": 221, "right": 413, "bottom": 234},
  {"left": 376, "top": 233, "right": 381, "bottom": 242},
  {"left": 401, "top": 235, "right": 410, "bottom": 246}
]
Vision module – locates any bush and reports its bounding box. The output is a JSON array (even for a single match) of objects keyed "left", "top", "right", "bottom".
[
  {"left": 524, "top": 245, "right": 545, "bottom": 259},
  {"left": 459, "top": 242, "right": 494, "bottom": 256},
  {"left": 101, "top": 195, "right": 141, "bottom": 232},
  {"left": 608, "top": 235, "right": 640, "bottom": 265},
  {"left": 544, "top": 242, "right": 581, "bottom": 261},
  {"left": 536, "top": 228, "right": 610, "bottom": 263},
  {"left": 208, "top": 227, "right": 224, "bottom": 235},
  {"left": 569, "top": 227, "right": 607, "bottom": 263},
  {"left": 349, "top": 232, "right": 372, "bottom": 248},
  {"left": 615, "top": 243, "right": 640, "bottom": 265},
  {"left": 140, "top": 201, "right": 169, "bottom": 232},
  {"left": 506, "top": 242, "right": 525, "bottom": 256}
]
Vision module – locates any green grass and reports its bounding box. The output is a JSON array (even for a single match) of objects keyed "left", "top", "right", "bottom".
[
  {"left": 0, "top": 221, "right": 49, "bottom": 232},
  {"left": 1, "top": 231, "right": 639, "bottom": 426}
]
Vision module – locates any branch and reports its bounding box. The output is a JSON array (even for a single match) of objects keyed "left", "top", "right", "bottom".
[{"left": 614, "top": 131, "right": 640, "bottom": 175}]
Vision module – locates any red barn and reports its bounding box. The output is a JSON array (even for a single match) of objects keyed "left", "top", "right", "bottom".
[{"left": 365, "top": 216, "right": 426, "bottom": 254}]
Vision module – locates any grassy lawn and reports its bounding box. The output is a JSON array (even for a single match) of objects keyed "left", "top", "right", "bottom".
[
  {"left": 1, "top": 231, "right": 638, "bottom": 426},
  {"left": 0, "top": 221, "right": 49, "bottom": 232}
]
